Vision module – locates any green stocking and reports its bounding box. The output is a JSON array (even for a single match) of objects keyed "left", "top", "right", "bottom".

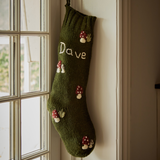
[{"left": 47, "top": 1, "right": 97, "bottom": 157}]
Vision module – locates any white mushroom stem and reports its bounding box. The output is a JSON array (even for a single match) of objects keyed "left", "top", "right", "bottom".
[
  {"left": 82, "top": 144, "right": 88, "bottom": 150},
  {"left": 77, "top": 94, "right": 82, "bottom": 99},
  {"left": 61, "top": 64, "right": 65, "bottom": 73},
  {"left": 54, "top": 117, "right": 60, "bottom": 123},
  {"left": 57, "top": 68, "right": 61, "bottom": 73},
  {"left": 80, "top": 38, "right": 86, "bottom": 43},
  {"left": 89, "top": 140, "right": 94, "bottom": 148},
  {"left": 61, "top": 69, "right": 65, "bottom": 73},
  {"left": 89, "top": 144, "right": 93, "bottom": 148}
]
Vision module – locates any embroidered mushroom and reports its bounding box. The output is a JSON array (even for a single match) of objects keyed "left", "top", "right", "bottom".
[
  {"left": 82, "top": 136, "right": 90, "bottom": 150},
  {"left": 89, "top": 139, "right": 94, "bottom": 148},
  {"left": 80, "top": 31, "right": 87, "bottom": 43},
  {"left": 52, "top": 110, "right": 60, "bottom": 123},
  {"left": 76, "top": 85, "right": 83, "bottom": 99},
  {"left": 61, "top": 64, "right": 65, "bottom": 73},
  {"left": 57, "top": 60, "right": 62, "bottom": 73}
]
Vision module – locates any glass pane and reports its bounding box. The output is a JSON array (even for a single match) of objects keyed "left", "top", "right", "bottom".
[
  {"left": 0, "top": 0, "right": 9, "bottom": 30},
  {"left": 33, "top": 154, "right": 48, "bottom": 160},
  {"left": 21, "top": 0, "right": 41, "bottom": 31},
  {"left": 21, "top": 36, "right": 40, "bottom": 93},
  {"left": 33, "top": 157, "right": 40, "bottom": 160},
  {"left": 0, "top": 36, "right": 10, "bottom": 97},
  {"left": 21, "top": 95, "right": 49, "bottom": 155},
  {"left": 0, "top": 102, "right": 10, "bottom": 160},
  {"left": 21, "top": 97, "right": 40, "bottom": 155},
  {"left": 0, "top": 36, "right": 17, "bottom": 97}
]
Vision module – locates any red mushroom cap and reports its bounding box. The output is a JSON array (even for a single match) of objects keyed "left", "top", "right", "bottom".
[
  {"left": 57, "top": 60, "right": 62, "bottom": 69},
  {"left": 76, "top": 85, "right": 83, "bottom": 94},
  {"left": 52, "top": 110, "right": 59, "bottom": 119},
  {"left": 80, "top": 31, "right": 87, "bottom": 39},
  {"left": 82, "top": 136, "right": 90, "bottom": 145}
]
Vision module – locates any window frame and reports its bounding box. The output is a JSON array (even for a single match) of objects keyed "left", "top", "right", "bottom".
[{"left": 0, "top": 0, "right": 61, "bottom": 159}]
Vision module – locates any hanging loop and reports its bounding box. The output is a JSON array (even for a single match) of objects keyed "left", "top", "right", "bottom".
[{"left": 66, "top": 0, "right": 70, "bottom": 6}]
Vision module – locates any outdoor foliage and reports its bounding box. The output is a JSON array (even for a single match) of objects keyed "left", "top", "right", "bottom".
[
  {"left": 0, "top": 44, "right": 39, "bottom": 94},
  {"left": 0, "top": 45, "right": 9, "bottom": 93}
]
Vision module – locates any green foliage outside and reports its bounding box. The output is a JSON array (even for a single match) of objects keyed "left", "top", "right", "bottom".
[
  {"left": 0, "top": 45, "right": 39, "bottom": 94},
  {"left": 0, "top": 45, "right": 9, "bottom": 93}
]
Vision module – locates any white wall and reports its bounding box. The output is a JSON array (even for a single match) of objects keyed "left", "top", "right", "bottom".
[
  {"left": 130, "top": 0, "right": 160, "bottom": 160},
  {"left": 60, "top": 0, "right": 117, "bottom": 160}
]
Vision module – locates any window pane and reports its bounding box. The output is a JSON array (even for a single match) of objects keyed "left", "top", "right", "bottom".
[
  {"left": 0, "top": 36, "right": 17, "bottom": 97},
  {"left": 33, "top": 157, "right": 40, "bottom": 160},
  {"left": 21, "top": 36, "right": 48, "bottom": 93},
  {"left": 33, "top": 154, "right": 48, "bottom": 160},
  {"left": 21, "top": 95, "right": 49, "bottom": 155},
  {"left": 21, "top": 36, "right": 40, "bottom": 93},
  {"left": 21, "top": 0, "right": 41, "bottom": 31},
  {"left": 0, "top": 36, "right": 10, "bottom": 97},
  {"left": 0, "top": 0, "right": 9, "bottom": 30},
  {"left": 0, "top": 102, "right": 10, "bottom": 160},
  {"left": 21, "top": 97, "right": 40, "bottom": 155}
]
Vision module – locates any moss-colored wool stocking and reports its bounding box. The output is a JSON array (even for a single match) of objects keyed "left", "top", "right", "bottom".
[{"left": 47, "top": 1, "right": 97, "bottom": 158}]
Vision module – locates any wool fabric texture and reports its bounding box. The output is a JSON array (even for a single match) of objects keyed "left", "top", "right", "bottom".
[{"left": 47, "top": 3, "right": 97, "bottom": 158}]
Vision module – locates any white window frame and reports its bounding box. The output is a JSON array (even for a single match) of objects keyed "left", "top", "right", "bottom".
[{"left": 0, "top": 0, "right": 61, "bottom": 160}]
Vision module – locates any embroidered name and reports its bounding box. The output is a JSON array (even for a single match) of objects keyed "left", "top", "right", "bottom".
[{"left": 59, "top": 42, "right": 86, "bottom": 60}]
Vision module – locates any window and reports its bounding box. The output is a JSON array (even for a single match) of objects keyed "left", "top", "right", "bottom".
[{"left": 0, "top": 0, "right": 50, "bottom": 159}]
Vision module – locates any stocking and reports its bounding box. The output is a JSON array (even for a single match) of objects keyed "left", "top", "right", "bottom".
[{"left": 47, "top": 0, "right": 97, "bottom": 157}]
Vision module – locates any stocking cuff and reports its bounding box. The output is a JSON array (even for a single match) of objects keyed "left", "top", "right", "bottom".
[{"left": 62, "top": 5, "right": 97, "bottom": 33}]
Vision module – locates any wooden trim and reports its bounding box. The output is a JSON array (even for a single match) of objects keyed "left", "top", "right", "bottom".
[
  {"left": 116, "top": 0, "right": 122, "bottom": 159},
  {"left": 122, "top": 0, "right": 131, "bottom": 159}
]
